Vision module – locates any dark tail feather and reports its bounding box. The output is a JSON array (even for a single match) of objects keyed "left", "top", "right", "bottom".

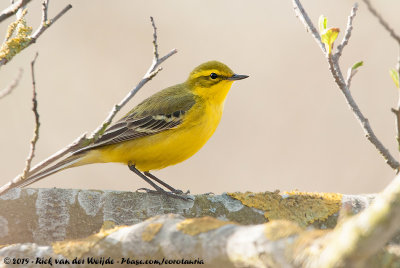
[{"left": 0, "top": 154, "right": 84, "bottom": 195}]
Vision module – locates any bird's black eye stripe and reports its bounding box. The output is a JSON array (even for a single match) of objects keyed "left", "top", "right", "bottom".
[{"left": 210, "top": 73, "right": 218, "bottom": 79}]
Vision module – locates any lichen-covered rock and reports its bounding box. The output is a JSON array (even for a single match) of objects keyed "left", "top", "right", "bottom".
[{"left": 0, "top": 188, "right": 374, "bottom": 245}]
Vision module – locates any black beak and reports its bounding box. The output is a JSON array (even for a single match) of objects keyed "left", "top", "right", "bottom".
[{"left": 227, "top": 74, "right": 249, "bottom": 81}]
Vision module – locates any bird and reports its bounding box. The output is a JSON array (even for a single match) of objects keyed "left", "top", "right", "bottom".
[{"left": 0, "top": 60, "right": 248, "bottom": 199}]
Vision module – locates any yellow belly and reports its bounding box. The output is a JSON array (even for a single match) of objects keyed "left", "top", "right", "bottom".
[{"left": 84, "top": 101, "right": 223, "bottom": 171}]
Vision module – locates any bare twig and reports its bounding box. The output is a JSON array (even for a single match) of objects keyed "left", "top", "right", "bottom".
[
  {"left": 88, "top": 16, "right": 177, "bottom": 141},
  {"left": 363, "top": 0, "right": 400, "bottom": 154},
  {"left": 395, "top": 50, "right": 400, "bottom": 152},
  {"left": 292, "top": 0, "right": 400, "bottom": 171},
  {"left": 391, "top": 108, "right": 400, "bottom": 152},
  {"left": 335, "top": 3, "right": 358, "bottom": 60},
  {"left": 397, "top": 47, "right": 400, "bottom": 75},
  {"left": 290, "top": 1, "right": 400, "bottom": 266},
  {"left": 150, "top": 16, "right": 159, "bottom": 61},
  {"left": 292, "top": 0, "right": 326, "bottom": 53},
  {"left": 0, "top": 1, "right": 72, "bottom": 67},
  {"left": 338, "top": 71, "right": 399, "bottom": 171},
  {"left": 0, "top": 68, "right": 22, "bottom": 100},
  {"left": 362, "top": 0, "right": 400, "bottom": 44},
  {"left": 20, "top": 52, "right": 40, "bottom": 180},
  {"left": 0, "top": 0, "right": 32, "bottom": 23},
  {"left": 29, "top": 1, "right": 72, "bottom": 44},
  {"left": 5, "top": 134, "right": 87, "bottom": 188}
]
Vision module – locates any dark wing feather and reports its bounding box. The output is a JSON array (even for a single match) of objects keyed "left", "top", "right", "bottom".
[
  {"left": 86, "top": 111, "right": 187, "bottom": 149},
  {"left": 74, "top": 84, "right": 196, "bottom": 154}
]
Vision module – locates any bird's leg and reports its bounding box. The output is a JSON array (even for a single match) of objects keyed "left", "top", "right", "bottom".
[
  {"left": 127, "top": 164, "right": 191, "bottom": 200},
  {"left": 128, "top": 164, "right": 165, "bottom": 192},
  {"left": 144, "top": 171, "right": 190, "bottom": 195}
]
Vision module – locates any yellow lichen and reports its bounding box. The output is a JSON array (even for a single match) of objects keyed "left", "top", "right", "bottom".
[
  {"left": 228, "top": 191, "right": 342, "bottom": 227},
  {"left": 0, "top": 244, "right": 10, "bottom": 249},
  {"left": 100, "top": 220, "right": 117, "bottom": 231},
  {"left": 264, "top": 220, "right": 304, "bottom": 241},
  {"left": 52, "top": 225, "right": 125, "bottom": 259},
  {"left": 142, "top": 223, "right": 163, "bottom": 242},
  {"left": 177, "top": 216, "right": 235, "bottom": 236},
  {"left": 0, "top": 9, "right": 32, "bottom": 62}
]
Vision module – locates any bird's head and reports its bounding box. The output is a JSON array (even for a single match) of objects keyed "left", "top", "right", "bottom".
[{"left": 186, "top": 60, "right": 248, "bottom": 102}]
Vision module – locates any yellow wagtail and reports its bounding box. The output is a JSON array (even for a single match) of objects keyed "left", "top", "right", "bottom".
[{"left": 6, "top": 61, "right": 248, "bottom": 199}]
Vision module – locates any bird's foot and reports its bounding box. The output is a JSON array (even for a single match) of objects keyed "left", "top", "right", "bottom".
[
  {"left": 170, "top": 189, "right": 190, "bottom": 195},
  {"left": 136, "top": 187, "right": 193, "bottom": 201}
]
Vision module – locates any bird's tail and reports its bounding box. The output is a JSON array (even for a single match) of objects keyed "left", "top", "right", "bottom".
[{"left": 0, "top": 153, "right": 85, "bottom": 195}]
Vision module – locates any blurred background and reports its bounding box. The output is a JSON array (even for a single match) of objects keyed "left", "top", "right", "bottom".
[{"left": 1, "top": 0, "right": 400, "bottom": 195}]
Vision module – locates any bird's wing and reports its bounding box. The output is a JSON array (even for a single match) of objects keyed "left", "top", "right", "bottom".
[
  {"left": 91, "top": 110, "right": 188, "bottom": 147},
  {"left": 75, "top": 85, "right": 196, "bottom": 153}
]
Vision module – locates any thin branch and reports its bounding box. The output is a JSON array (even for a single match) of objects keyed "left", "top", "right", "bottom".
[
  {"left": 29, "top": 1, "right": 71, "bottom": 43},
  {"left": 392, "top": 47, "right": 400, "bottom": 154},
  {"left": 397, "top": 47, "right": 400, "bottom": 75},
  {"left": 391, "top": 108, "right": 400, "bottom": 153},
  {"left": 396, "top": 50, "right": 400, "bottom": 153},
  {"left": 41, "top": 0, "right": 49, "bottom": 24},
  {"left": 335, "top": 3, "right": 358, "bottom": 60},
  {"left": 150, "top": 16, "right": 159, "bottom": 61},
  {"left": 88, "top": 16, "right": 177, "bottom": 141},
  {"left": 363, "top": 1, "right": 400, "bottom": 156},
  {"left": 362, "top": 0, "right": 400, "bottom": 44},
  {"left": 20, "top": 52, "right": 40, "bottom": 180},
  {"left": 0, "top": 68, "right": 22, "bottom": 100},
  {"left": 337, "top": 71, "right": 399, "bottom": 170},
  {"left": 0, "top": 1, "right": 72, "bottom": 67},
  {"left": 292, "top": 0, "right": 326, "bottom": 54},
  {"left": 0, "top": 0, "right": 32, "bottom": 23},
  {"left": 11, "top": 134, "right": 87, "bottom": 182},
  {"left": 292, "top": 1, "right": 400, "bottom": 171}
]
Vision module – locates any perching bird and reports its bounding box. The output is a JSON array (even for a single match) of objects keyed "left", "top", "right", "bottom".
[{"left": 0, "top": 61, "right": 248, "bottom": 199}]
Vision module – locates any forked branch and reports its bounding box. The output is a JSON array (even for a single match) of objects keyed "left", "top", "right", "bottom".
[
  {"left": 0, "top": 0, "right": 72, "bottom": 67},
  {"left": 88, "top": 16, "right": 177, "bottom": 141},
  {"left": 0, "top": 0, "right": 33, "bottom": 23},
  {"left": 290, "top": 1, "right": 400, "bottom": 266},
  {"left": 292, "top": 0, "right": 400, "bottom": 171}
]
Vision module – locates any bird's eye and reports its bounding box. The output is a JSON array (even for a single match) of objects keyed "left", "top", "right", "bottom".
[{"left": 210, "top": 73, "right": 218, "bottom": 79}]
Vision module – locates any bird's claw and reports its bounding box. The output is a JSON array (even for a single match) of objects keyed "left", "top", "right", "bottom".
[
  {"left": 171, "top": 189, "right": 190, "bottom": 195},
  {"left": 136, "top": 187, "right": 158, "bottom": 193}
]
